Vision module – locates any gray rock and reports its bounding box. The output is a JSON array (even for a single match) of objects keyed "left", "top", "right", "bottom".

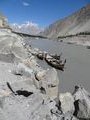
[
  {"left": 35, "top": 68, "right": 59, "bottom": 99},
  {"left": 64, "top": 112, "right": 78, "bottom": 120},
  {"left": 73, "top": 86, "right": 90, "bottom": 119},
  {"left": 59, "top": 92, "right": 75, "bottom": 114},
  {"left": 12, "top": 62, "right": 34, "bottom": 77}
]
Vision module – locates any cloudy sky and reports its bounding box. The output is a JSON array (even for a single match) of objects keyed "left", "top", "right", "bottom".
[{"left": 0, "top": 0, "right": 90, "bottom": 27}]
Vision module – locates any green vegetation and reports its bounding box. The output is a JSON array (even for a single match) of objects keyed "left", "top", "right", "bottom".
[
  {"left": 58, "top": 32, "right": 90, "bottom": 39},
  {"left": 76, "top": 32, "right": 90, "bottom": 35}
]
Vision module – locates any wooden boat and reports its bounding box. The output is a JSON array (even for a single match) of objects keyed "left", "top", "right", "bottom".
[
  {"left": 36, "top": 53, "right": 44, "bottom": 60},
  {"left": 51, "top": 53, "right": 62, "bottom": 60},
  {"left": 51, "top": 54, "right": 60, "bottom": 60},
  {"left": 45, "top": 54, "right": 66, "bottom": 71}
]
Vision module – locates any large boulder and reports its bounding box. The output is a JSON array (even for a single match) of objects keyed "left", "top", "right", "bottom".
[
  {"left": 0, "top": 29, "right": 28, "bottom": 61},
  {"left": 0, "top": 53, "right": 15, "bottom": 63},
  {"left": 0, "top": 93, "right": 44, "bottom": 120},
  {"left": 34, "top": 68, "right": 59, "bottom": 99},
  {"left": 59, "top": 92, "right": 75, "bottom": 114},
  {"left": 73, "top": 86, "right": 90, "bottom": 119},
  {"left": 12, "top": 62, "right": 34, "bottom": 77},
  {"left": 23, "top": 57, "right": 41, "bottom": 70}
]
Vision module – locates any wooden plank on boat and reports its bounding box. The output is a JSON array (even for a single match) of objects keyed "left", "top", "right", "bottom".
[{"left": 45, "top": 57, "right": 66, "bottom": 71}]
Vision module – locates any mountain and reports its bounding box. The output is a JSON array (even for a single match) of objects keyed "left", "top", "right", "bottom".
[
  {"left": 11, "top": 21, "right": 43, "bottom": 35},
  {"left": 40, "top": 4, "right": 90, "bottom": 38}
]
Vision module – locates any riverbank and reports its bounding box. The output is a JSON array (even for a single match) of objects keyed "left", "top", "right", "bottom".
[
  {"left": 0, "top": 29, "right": 90, "bottom": 120},
  {"left": 58, "top": 35, "right": 90, "bottom": 47}
]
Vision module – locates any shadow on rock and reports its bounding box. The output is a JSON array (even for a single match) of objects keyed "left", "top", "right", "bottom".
[{"left": 7, "top": 82, "right": 33, "bottom": 97}]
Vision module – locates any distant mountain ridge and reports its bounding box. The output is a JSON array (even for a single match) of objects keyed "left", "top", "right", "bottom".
[
  {"left": 40, "top": 4, "right": 90, "bottom": 38},
  {"left": 11, "top": 22, "right": 43, "bottom": 35}
]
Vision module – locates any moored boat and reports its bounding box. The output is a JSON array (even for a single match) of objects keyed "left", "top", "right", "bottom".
[
  {"left": 45, "top": 54, "right": 66, "bottom": 71},
  {"left": 37, "top": 53, "right": 44, "bottom": 60},
  {"left": 51, "top": 53, "right": 62, "bottom": 60}
]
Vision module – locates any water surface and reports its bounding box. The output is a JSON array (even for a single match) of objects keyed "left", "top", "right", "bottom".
[{"left": 26, "top": 38, "right": 90, "bottom": 93}]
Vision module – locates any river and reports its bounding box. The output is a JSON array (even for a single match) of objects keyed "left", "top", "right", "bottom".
[{"left": 26, "top": 38, "right": 90, "bottom": 93}]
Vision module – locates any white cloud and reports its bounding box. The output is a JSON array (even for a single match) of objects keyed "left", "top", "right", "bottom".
[{"left": 22, "top": 2, "right": 30, "bottom": 6}]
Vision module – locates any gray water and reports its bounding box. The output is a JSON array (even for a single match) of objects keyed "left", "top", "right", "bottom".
[{"left": 26, "top": 38, "right": 90, "bottom": 93}]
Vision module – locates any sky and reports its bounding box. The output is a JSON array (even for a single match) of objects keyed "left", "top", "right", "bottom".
[{"left": 0, "top": 0, "right": 90, "bottom": 27}]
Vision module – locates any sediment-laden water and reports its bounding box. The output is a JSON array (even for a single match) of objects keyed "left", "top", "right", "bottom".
[{"left": 26, "top": 38, "right": 90, "bottom": 93}]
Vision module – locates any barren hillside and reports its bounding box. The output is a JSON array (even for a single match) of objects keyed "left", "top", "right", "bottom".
[{"left": 40, "top": 4, "right": 90, "bottom": 38}]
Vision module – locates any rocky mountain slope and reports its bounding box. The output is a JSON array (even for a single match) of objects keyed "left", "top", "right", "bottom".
[{"left": 40, "top": 4, "right": 90, "bottom": 38}]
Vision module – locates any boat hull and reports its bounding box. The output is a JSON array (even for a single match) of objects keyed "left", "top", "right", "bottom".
[{"left": 45, "top": 58, "right": 64, "bottom": 71}]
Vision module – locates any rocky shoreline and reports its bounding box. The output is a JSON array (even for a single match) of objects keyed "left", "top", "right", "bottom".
[{"left": 0, "top": 29, "right": 90, "bottom": 120}]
